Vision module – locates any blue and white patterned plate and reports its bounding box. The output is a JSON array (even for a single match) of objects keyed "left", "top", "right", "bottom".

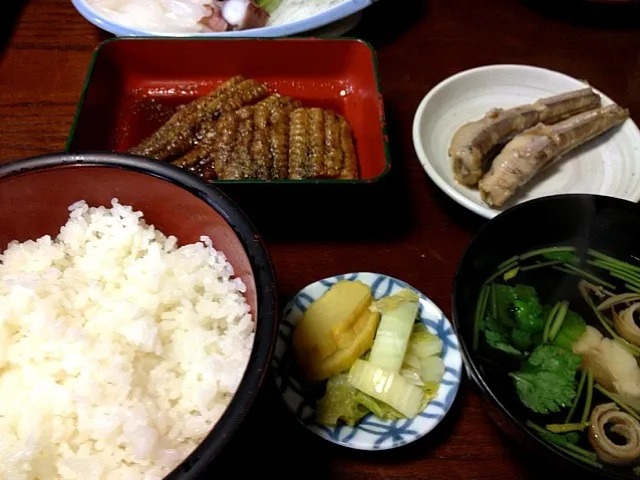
[{"left": 272, "top": 272, "right": 463, "bottom": 450}]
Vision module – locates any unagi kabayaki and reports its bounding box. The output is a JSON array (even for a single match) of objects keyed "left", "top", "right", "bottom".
[
  {"left": 128, "top": 76, "right": 268, "bottom": 161},
  {"left": 130, "top": 75, "right": 360, "bottom": 180}
]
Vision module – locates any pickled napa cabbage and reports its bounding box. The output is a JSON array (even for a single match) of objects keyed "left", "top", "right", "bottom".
[
  {"left": 402, "top": 324, "right": 445, "bottom": 386},
  {"left": 348, "top": 359, "right": 424, "bottom": 418},
  {"left": 368, "top": 289, "right": 420, "bottom": 372},
  {"left": 316, "top": 374, "right": 370, "bottom": 426}
]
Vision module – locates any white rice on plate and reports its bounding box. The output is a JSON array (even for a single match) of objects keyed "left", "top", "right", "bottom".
[
  {"left": 0, "top": 199, "right": 254, "bottom": 480},
  {"left": 86, "top": 0, "right": 349, "bottom": 33}
]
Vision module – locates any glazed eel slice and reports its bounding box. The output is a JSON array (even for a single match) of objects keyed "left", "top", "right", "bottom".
[
  {"left": 173, "top": 94, "right": 300, "bottom": 179},
  {"left": 478, "top": 104, "right": 629, "bottom": 208},
  {"left": 195, "top": 94, "right": 301, "bottom": 180},
  {"left": 128, "top": 76, "right": 268, "bottom": 161},
  {"left": 288, "top": 107, "right": 358, "bottom": 180},
  {"left": 449, "top": 88, "right": 602, "bottom": 186}
]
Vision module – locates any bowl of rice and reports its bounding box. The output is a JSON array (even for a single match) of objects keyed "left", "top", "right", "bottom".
[
  {"left": 71, "top": 0, "right": 375, "bottom": 37},
  {"left": 0, "top": 152, "right": 278, "bottom": 479}
]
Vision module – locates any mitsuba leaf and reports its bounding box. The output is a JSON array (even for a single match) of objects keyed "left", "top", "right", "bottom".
[
  {"left": 485, "top": 330, "right": 523, "bottom": 357},
  {"left": 510, "top": 345, "right": 581, "bottom": 414},
  {"left": 492, "top": 284, "right": 545, "bottom": 334},
  {"left": 482, "top": 284, "right": 545, "bottom": 355},
  {"left": 511, "top": 285, "right": 545, "bottom": 334},
  {"left": 511, "top": 328, "right": 532, "bottom": 352}
]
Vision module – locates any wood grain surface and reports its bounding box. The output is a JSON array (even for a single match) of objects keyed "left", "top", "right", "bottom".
[{"left": 0, "top": 0, "right": 639, "bottom": 478}]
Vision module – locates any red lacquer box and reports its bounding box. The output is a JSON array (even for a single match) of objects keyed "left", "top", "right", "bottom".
[{"left": 66, "top": 37, "right": 390, "bottom": 184}]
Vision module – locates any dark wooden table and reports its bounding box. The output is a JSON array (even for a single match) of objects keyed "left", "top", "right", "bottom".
[{"left": 1, "top": 0, "right": 639, "bottom": 478}]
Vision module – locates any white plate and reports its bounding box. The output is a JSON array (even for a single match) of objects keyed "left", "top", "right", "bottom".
[
  {"left": 72, "top": 0, "right": 373, "bottom": 37},
  {"left": 412, "top": 64, "right": 640, "bottom": 219},
  {"left": 303, "top": 11, "right": 362, "bottom": 37}
]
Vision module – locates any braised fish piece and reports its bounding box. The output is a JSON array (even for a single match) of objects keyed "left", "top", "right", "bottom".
[
  {"left": 288, "top": 109, "right": 318, "bottom": 179},
  {"left": 308, "top": 108, "right": 327, "bottom": 177},
  {"left": 478, "top": 104, "right": 630, "bottom": 208},
  {"left": 248, "top": 96, "right": 272, "bottom": 179},
  {"left": 289, "top": 108, "right": 318, "bottom": 179},
  {"left": 184, "top": 162, "right": 205, "bottom": 177},
  {"left": 206, "top": 111, "right": 236, "bottom": 180},
  {"left": 338, "top": 115, "right": 358, "bottom": 180},
  {"left": 212, "top": 103, "right": 254, "bottom": 180},
  {"left": 206, "top": 94, "right": 301, "bottom": 180},
  {"left": 228, "top": 113, "right": 254, "bottom": 180},
  {"left": 128, "top": 76, "right": 268, "bottom": 160},
  {"left": 288, "top": 107, "right": 358, "bottom": 180},
  {"left": 270, "top": 98, "right": 293, "bottom": 179},
  {"left": 249, "top": 94, "right": 302, "bottom": 179},
  {"left": 324, "top": 110, "right": 344, "bottom": 177},
  {"left": 172, "top": 126, "right": 216, "bottom": 171},
  {"left": 449, "top": 88, "right": 602, "bottom": 186},
  {"left": 129, "top": 75, "right": 244, "bottom": 160}
]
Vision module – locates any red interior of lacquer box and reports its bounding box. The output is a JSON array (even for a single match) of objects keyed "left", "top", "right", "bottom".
[{"left": 67, "top": 38, "right": 390, "bottom": 182}]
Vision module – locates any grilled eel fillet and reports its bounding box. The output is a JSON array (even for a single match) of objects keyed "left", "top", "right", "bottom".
[
  {"left": 174, "top": 94, "right": 301, "bottom": 180},
  {"left": 478, "top": 104, "right": 629, "bottom": 208},
  {"left": 288, "top": 108, "right": 358, "bottom": 180},
  {"left": 449, "top": 88, "right": 602, "bottom": 187},
  {"left": 128, "top": 76, "right": 268, "bottom": 160},
  {"left": 183, "top": 104, "right": 358, "bottom": 180}
]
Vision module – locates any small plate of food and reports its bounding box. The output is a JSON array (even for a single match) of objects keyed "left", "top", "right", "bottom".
[
  {"left": 272, "top": 273, "right": 462, "bottom": 450},
  {"left": 71, "top": 0, "right": 374, "bottom": 37},
  {"left": 412, "top": 64, "right": 640, "bottom": 219}
]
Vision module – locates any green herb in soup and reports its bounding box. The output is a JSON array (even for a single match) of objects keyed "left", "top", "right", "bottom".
[
  {"left": 474, "top": 247, "right": 640, "bottom": 471},
  {"left": 510, "top": 344, "right": 581, "bottom": 414}
]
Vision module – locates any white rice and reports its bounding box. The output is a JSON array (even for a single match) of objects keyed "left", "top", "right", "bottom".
[
  {"left": 86, "top": 0, "right": 348, "bottom": 33},
  {"left": 0, "top": 199, "right": 254, "bottom": 480}
]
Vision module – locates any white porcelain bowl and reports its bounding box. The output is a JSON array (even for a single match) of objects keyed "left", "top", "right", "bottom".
[
  {"left": 412, "top": 64, "right": 640, "bottom": 219},
  {"left": 71, "top": 0, "right": 374, "bottom": 37},
  {"left": 272, "top": 272, "right": 463, "bottom": 450}
]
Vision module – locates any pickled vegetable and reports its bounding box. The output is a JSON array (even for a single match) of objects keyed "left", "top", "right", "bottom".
[
  {"left": 418, "top": 356, "right": 446, "bottom": 384},
  {"left": 348, "top": 359, "right": 424, "bottom": 418},
  {"left": 402, "top": 324, "right": 445, "bottom": 387},
  {"left": 316, "top": 373, "right": 406, "bottom": 426},
  {"left": 316, "top": 374, "right": 369, "bottom": 427},
  {"left": 405, "top": 324, "right": 443, "bottom": 358},
  {"left": 300, "top": 309, "right": 380, "bottom": 381},
  {"left": 293, "top": 280, "right": 372, "bottom": 364},
  {"left": 354, "top": 391, "right": 404, "bottom": 421},
  {"left": 368, "top": 289, "right": 420, "bottom": 373}
]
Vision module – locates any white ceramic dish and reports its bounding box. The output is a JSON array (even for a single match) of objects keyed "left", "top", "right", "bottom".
[
  {"left": 412, "top": 64, "right": 640, "bottom": 219},
  {"left": 272, "top": 272, "right": 463, "bottom": 450},
  {"left": 71, "top": 0, "right": 373, "bottom": 37}
]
